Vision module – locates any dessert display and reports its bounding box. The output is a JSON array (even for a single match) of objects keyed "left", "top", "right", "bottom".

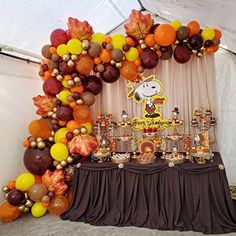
[
  {"left": 191, "top": 108, "right": 216, "bottom": 164},
  {"left": 111, "top": 153, "right": 131, "bottom": 164}
]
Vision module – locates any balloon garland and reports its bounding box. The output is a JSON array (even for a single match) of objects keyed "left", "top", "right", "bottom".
[{"left": 0, "top": 10, "right": 222, "bottom": 222}]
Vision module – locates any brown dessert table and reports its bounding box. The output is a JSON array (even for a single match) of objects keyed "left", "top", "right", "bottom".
[{"left": 61, "top": 153, "right": 236, "bottom": 234}]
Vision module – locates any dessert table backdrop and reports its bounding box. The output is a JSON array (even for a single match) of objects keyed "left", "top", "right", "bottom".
[{"left": 0, "top": 49, "right": 236, "bottom": 203}]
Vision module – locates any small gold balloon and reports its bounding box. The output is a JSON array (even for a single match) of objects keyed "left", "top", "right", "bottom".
[
  {"left": 18, "top": 205, "right": 25, "bottom": 212},
  {"left": 110, "top": 60, "right": 116, "bottom": 65},
  {"left": 60, "top": 160, "right": 67, "bottom": 167},
  {"left": 52, "top": 113, "right": 57, "bottom": 119},
  {"left": 73, "top": 77, "right": 81, "bottom": 83},
  {"left": 141, "top": 44, "right": 147, "bottom": 49},
  {"left": 67, "top": 156, "right": 74, "bottom": 163},
  {"left": 56, "top": 75, "right": 63, "bottom": 81},
  {"left": 52, "top": 68, "right": 59, "bottom": 76},
  {"left": 30, "top": 141, "right": 37, "bottom": 148},
  {"left": 67, "top": 80, "right": 75, "bottom": 86},
  {"left": 23, "top": 207, "right": 30, "bottom": 213},
  {"left": 56, "top": 164, "right": 63, "bottom": 170},
  {"left": 139, "top": 39, "right": 144, "bottom": 44},
  {"left": 80, "top": 126, "right": 87, "bottom": 134},
  {"left": 76, "top": 99, "right": 84, "bottom": 105},
  {"left": 37, "top": 141, "right": 45, "bottom": 149},
  {"left": 47, "top": 111, "right": 53, "bottom": 117},
  {"left": 51, "top": 131, "right": 55, "bottom": 136},
  {"left": 53, "top": 107, "right": 57, "bottom": 112},
  {"left": 4, "top": 193, "right": 9, "bottom": 200},
  {"left": 53, "top": 161, "right": 59, "bottom": 166},
  {"left": 2, "top": 185, "right": 10, "bottom": 193},
  {"left": 48, "top": 136, "right": 54, "bottom": 142},
  {"left": 25, "top": 199, "right": 33, "bottom": 208},
  {"left": 67, "top": 60, "right": 75, "bottom": 68},
  {"left": 73, "top": 128, "right": 80, "bottom": 136},
  {"left": 82, "top": 50, "right": 87, "bottom": 55},
  {"left": 71, "top": 54, "right": 78, "bottom": 61},
  {"left": 63, "top": 54, "right": 70, "bottom": 62}
]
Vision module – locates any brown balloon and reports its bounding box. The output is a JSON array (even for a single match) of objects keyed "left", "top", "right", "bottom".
[
  {"left": 48, "top": 196, "right": 69, "bottom": 216},
  {"left": 140, "top": 48, "right": 158, "bottom": 69},
  {"left": 174, "top": 45, "right": 192, "bottom": 64},
  {"left": 160, "top": 46, "right": 173, "bottom": 60},
  {"left": 100, "top": 64, "right": 120, "bottom": 83},
  {"left": 41, "top": 44, "right": 52, "bottom": 59},
  {"left": 176, "top": 26, "right": 189, "bottom": 41},
  {"left": 111, "top": 49, "right": 124, "bottom": 62},
  {"left": 83, "top": 75, "right": 103, "bottom": 95},
  {"left": 88, "top": 42, "right": 102, "bottom": 58},
  {"left": 24, "top": 146, "right": 54, "bottom": 175},
  {"left": 80, "top": 91, "right": 95, "bottom": 106},
  {"left": 28, "top": 184, "right": 48, "bottom": 202},
  {"left": 47, "top": 59, "right": 59, "bottom": 70}
]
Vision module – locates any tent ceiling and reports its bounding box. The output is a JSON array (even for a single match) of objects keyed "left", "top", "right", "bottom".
[{"left": 0, "top": 0, "right": 235, "bottom": 56}]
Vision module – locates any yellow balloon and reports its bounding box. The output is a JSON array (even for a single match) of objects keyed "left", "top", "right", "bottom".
[
  {"left": 201, "top": 28, "right": 215, "bottom": 41},
  {"left": 171, "top": 20, "right": 182, "bottom": 30},
  {"left": 56, "top": 44, "right": 69, "bottom": 57},
  {"left": 15, "top": 172, "right": 35, "bottom": 191},
  {"left": 81, "top": 122, "right": 93, "bottom": 134},
  {"left": 62, "top": 79, "right": 70, "bottom": 88},
  {"left": 125, "top": 47, "right": 139, "bottom": 62},
  {"left": 58, "top": 90, "right": 72, "bottom": 105},
  {"left": 50, "top": 143, "right": 69, "bottom": 161},
  {"left": 54, "top": 128, "right": 68, "bottom": 143},
  {"left": 31, "top": 202, "right": 47, "bottom": 218},
  {"left": 67, "top": 39, "right": 82, "bottom": 55},
  {"left": 91, "top": 33, "right": 105, "bottom": 45},
  {"left": 111, "top": 34, "right": 126, "bottom": 49}
]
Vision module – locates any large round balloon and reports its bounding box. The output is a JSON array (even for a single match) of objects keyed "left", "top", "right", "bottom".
[
  {"left": 154, "top": 24, "right": 176, "bottom": 46},
  {"left": 28, "top": 119, "right": 51, "bottom": 139},
  {"left": 54, "top": 127, "right": 68, "bottom": 143},
  {"left": 31, "top": 202, "right": 47, "bottom": 218},
  {"left": 111, "top": 49, "right": 123, "bottom": 62},
  {"left": 24, "top": 146, "right": 54, "bottom": 175},
  {"left": 187, "top": 21, "right": 200, "bottom": 36},
  {"left": 100, "top": 64, "right": 120, "bottom": 83},
  {"left": 140, "top": 48, "right": 158, "bottom": 69},
  {"left": 58, "top": 90, "right": 72, "bottom": 105},
  {"left": 88, "top": 42, "right": 102, "bottom": 58},
  {"left": 201, "top": 28, "right": 215, "bottom": 41},
  {"left": 111, "top": 34, "right": 126, "bottom": 49},
  {"left": 75, "top": 55, "right": 94, "bottom": 75},
  {"left": 50, "top": 29, "right": 68, "bottom": 48},
  {"left": 56, "top": 105, "right": 73, "bottom": 121},
  {"left": 43, "top": 77, "right": 62, "bottom": 96},
  {"left": 188, "top": 34, "right": 203, "bottom": 50},
  {"left": 41, "top": 45, "right": 52, "bottom": 59},
  {"left": 80, "top": 91, "right": 95, "bottom": 106},
  {"left": 160, "top": 46, "right": 173, "bottom": 60},
  {"left": 28, "top": 184, "right": 48, "bottom": 202},
  {"left": 120, "top": 61, "right": 138, "bottom": 81},
  {"left": 67, "top": 39, "right": 82, "bottom": 55},
  {"left": 83, "top": 75, "right": 103, "bottom": 95},
  {"left": 176, "top": 26, "right": 189, "bottom": 41},
  {"left": 73, "top": 104, "right": 91, "bottom": 122},
  {"left": 174, "top": 45, "right": 191, "bottom": 64},
  {"left": 50, "top": 143, "right": 68, "bottom": 161},
  {"left": 15, "top": 173, "right": 35, "bottom": 191},
  {"left": 48, "top": 196, "right": 69, "bottom": 216},
  {"left": 7, "top": 189, "right": 26, "bottom": 206}
]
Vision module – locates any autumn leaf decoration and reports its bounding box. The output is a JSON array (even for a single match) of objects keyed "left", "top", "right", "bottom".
[
  {"left": 124, "top": 10, "right": 153, "bottom": 40},
  {"left": 67, "top": 17, "right": 94, "bottom": 41},
  {"left": 42, "top": 170, "right": 68, "bottom": 195},
  {"left": 33, "top": 95, "right": 56, "bottom": 117}
]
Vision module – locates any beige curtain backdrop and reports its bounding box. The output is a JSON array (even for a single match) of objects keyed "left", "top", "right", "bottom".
[{"left": 92, "top": 55, "right": 217, "bottom": 144}]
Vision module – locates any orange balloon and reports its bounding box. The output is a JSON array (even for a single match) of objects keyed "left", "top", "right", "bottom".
[
  {"left": 66, "top": 120, "right": 81, "bottom": 132},
  {"left": 120, "top": 61, "right": 138, "bottom": 81},
  {"left": 73, "top": 105, "right": 91, "bottom": 122},
  {"left": 70, "top": 85, "right": 84, "bottom": 94},
  {"left": 48, "top": 196, "right": 69, "bottom": 216},
  {"left": 214, "top": 29, "right": 222, "bottom": 40},
  {"left": 75, "top": 55, "right": 94, "bottom": 75},
  {"left": 28, "top": 119, "right": 51, "bottom": 139},
  {"left": 100, "top": 49, "right": 111, "bottom": 63},
  {"left": 0, "top": 202, "right": 21, "bottom": 222},
  {"left": 154, "top": 24, "right": 176, "bottom": 46},
  {"left": 145, "top": 34, "right": 156, "bottom": 47},
  {"left": 187, "top": 21, "right": 200, "bottom": 36},
  {"left": 206, "top": 46, "right": 215, "bottom": 54}
]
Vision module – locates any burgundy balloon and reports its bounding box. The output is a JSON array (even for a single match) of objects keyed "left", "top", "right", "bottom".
[
  {"left": 50, "top": 29, "right": 68, "bottom": 48},
  {"left": 7, "top": 189, "right": 26, "bottom": 206},
  {"left": 59, "top": 61, "right": 75, "bottom": 75},
  {"left": 160, "top": 46, "right": 173, "bottom": 60},
  {"left": 83, "top": 75, "right": 103, "bottom": 95},
  {"left": 43, "top": 77, "right": 62, "bottom": 96},
  {"left": 24, "top": 146, "right": 54, "bottom": 175},
  {"left": 204, "top": 40, "right": 213, "bottom": 48},
  {"left": 140, "top": 48, "right": 158, "bottom": 69},
  {"left": 188, "top": 34, "right": 203, "bottom": 50},
  {"left": 174, "top": 45, "right": 192, "bottom": 64},
  {"left": 100, "top": 64, "right": 120, "bottom": 83},
  {"left": 56, "top": 105, "right": 73, "bottom": 121}
]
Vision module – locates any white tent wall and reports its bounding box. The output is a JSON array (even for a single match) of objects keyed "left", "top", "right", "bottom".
[
  {"left": 215, "top": 50, "right": 236, "bottom": 185},
  {"left": 0, "top": 56, "right": 40, "bottom": 202}
]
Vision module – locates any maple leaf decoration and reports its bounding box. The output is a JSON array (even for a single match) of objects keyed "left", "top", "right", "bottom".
[
  {"left": 33, "top": 95, "right": 56, "bottom": 117},
  {"left": 67, "top": 17, "right": 94, "bottom": 41},
  {"left": 124, "top": 10, "right": 153, "bottom": 40},
  {"left": 69, "top": 135, "right": 98, "bottom": 157},
  {"left": 42, "top": 170, "right": 68, "bottom": 195}
]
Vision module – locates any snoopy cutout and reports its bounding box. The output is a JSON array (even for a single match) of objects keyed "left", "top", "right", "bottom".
[{"left": 128, "top": 75, "right": 166, "bottom": 118}]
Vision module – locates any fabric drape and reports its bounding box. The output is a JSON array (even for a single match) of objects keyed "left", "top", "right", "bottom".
[{"left": 61, "top": 153, "right": 236, "bottom": 234}]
